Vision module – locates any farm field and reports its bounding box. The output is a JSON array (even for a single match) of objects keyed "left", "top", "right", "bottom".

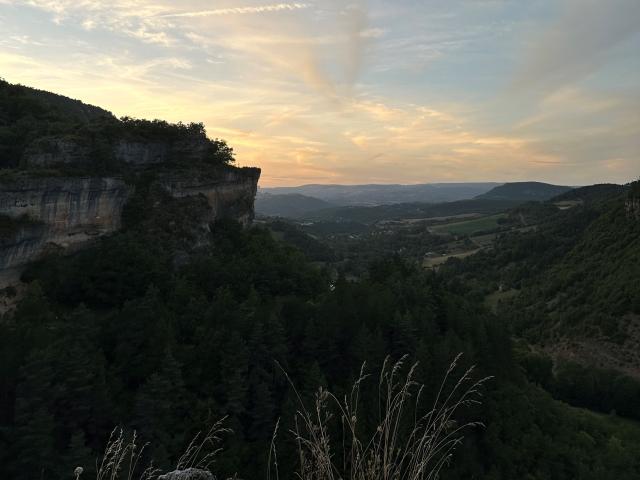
[
  {"left": 430, "top": 213, "right": 506, "bottom": 236},
  {"left": 423, "top": 248, "right": 482, "bottom": 268}
]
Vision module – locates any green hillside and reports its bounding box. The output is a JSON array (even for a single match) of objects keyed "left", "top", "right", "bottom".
[
  {"left": 477, "top": 181, "right": 573, "bottom": 201},
  {"left": 442, "top": 182, "right": 640, "bottom": 417},
  {"left": 551, "top": 183, "right": 628, "bottom": 203}
]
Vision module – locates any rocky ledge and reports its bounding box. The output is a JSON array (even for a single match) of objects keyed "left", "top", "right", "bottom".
[{"left": 0, "top": 165, "right": 260, "bottom": 282}]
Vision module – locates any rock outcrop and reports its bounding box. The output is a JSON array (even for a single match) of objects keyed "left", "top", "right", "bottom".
[
  {"left": 160, "top": 167, "right": 261, "bottom": 227},
  {"left": 0, "top": 177, "right": 131, "bottom": 232},
  {"left": 158, "top": 468, "right": 215, "bottom": 480},
  {"left": 0, "top": 166, "right": 261, "bottom": 283},
  {"left": 0, "top": 176, "right": 132, "bottom": 281}
]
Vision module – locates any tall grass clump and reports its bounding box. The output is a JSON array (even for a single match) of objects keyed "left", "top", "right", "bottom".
[
  {"left": 83, "top": 419, "right": 231, "bottom": 480},
  {"left": 94, "top": 429, "right": 159, "bottom": 480},
  {"left": 270, "top": 354, "right": 489, "bottom": 480}
]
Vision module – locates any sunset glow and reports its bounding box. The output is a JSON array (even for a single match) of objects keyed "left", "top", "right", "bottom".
[{"left": 1, "top": 0, "right": 638, "bottom": 186}]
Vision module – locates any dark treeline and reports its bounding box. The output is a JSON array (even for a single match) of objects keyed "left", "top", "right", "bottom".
[{"left": 0, "top": 79, "right": 234, "bottom": 171}]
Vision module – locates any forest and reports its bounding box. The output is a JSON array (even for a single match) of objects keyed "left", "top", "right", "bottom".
[{"left": 2, "top": 179, "right": 640, "bottom": 479}]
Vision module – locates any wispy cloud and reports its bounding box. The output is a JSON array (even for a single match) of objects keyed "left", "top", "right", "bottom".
[
  {"left": 1, "top": 0, "right": 637, "bottom": 186},
  {"left": 512, "top": 0, "right": 640, "bottom": 94},
  {"left": 160, "top": 3, "right": 310, "bottom": 18}
]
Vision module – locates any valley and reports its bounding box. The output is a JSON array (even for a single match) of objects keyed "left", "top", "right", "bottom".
[{"left": 259, "top": 180, "right": 640, "bottom": 424}]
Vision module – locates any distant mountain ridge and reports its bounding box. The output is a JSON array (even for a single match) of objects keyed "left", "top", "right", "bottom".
[
  {"left": 305, "top": 198, "right": 520, "bottom": 224},
  {"left": 477, "top": 181, "right": 573, "bottom": 201},
  {"left": 262, "top": 182, "right": 500, "bottom": 206}
]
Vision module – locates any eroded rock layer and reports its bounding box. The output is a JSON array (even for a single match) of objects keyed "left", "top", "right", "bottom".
[{"left": 0, "top": 166, "right": 260, "bottom": 281}]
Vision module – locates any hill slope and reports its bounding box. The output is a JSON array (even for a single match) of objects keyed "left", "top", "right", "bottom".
[
  {"left": 447, "top": 183, "right": 640, "bottom": 377},
  {"left": 477, "top": 181, "right": 573, "bottom": 201},
  {"left": 552, "top": 183, "right": 627, "bottom": 203},
  {"left": 255, "top": 192, "right": 334, "bottom": 218}
]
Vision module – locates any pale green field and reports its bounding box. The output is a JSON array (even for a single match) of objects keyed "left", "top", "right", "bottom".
[{"left": 430, "top": 213, "right": 507, "bottom": 236}]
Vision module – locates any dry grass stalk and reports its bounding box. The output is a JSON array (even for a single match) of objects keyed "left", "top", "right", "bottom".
[
  {"left": 175, "top": 417, "right": 232, "bottom": 472},
  {"left": 90, "top": 419, "right": 231, "bottom": 480},
  {"left": 272, "top": 354, "right": 490, "bottom": 480},
  {"left": 95, "top": 428, "right": 160, "bottom": 480}
]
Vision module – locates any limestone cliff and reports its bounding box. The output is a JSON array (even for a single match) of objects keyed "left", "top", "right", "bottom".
[
  {"left": 159, "top": 167, "right": 261, "bottom": 227},
  {"left": 0, "top": 176, "right": 132, "bottom": 279},
  {"left": 0, "top": 80, "right": 261, "bottom": 282},
  {"left": 0, "top": 166, "right": 260, "bottom": 282}
]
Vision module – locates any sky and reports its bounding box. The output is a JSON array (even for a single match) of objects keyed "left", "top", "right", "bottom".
[{"left": 0, "top": 0, "right": 638, "bottom": 186}]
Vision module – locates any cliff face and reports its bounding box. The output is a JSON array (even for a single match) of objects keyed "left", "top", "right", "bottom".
[
  {"left": 0, "top": 177, "right": 132, "bottom": 277},
  {"left": 0, "top": 166, "right": 261, "bottom": 282},
  {"left": 160, "top": 167, "right": 261, "bottom": 227},
  {"left": 0, "top": 177, "right": 131, "bottom": 232}
]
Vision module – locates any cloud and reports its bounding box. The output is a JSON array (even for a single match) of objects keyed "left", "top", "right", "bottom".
[
  {"left": 160, "top": 3, "right": 311, "bottom": 18},
  {"left": 2, "top": 0, "right": 637, "bottom": 186},
  {"left": 513, "top": 0, "right": 640, "bottom": 94},
  {"left": 177, "top": 1, "right": 376, "bottom": 99}
]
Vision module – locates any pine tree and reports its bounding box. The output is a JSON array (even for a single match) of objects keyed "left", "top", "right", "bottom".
[
  {"left": 12, "top": 406, "right": 57, "bottom": 479},
  {"left": 112, "top": 286, "right": 171, "bottom": 390},
  {"left": 11, "top": 349, "right": 57, "bottom": 479},
  {"left": 134, "top": 349, "right": 187, "bottom": 469},
  {"left": 246, "top": 364, "right": 275, "bottom": 441},
  {"left": 220, "top": 331, "right": 249, "bottom": 420},
  {"left": 391, "top": 311, "right": 417, "bottom": 358}
]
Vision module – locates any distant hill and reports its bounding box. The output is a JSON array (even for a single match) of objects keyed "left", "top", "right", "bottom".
[
  {"left": 477, "top": 182, "right": 573, "bottom": 201},
  {"left": 552, "top": 183, "right": 627, "bottom": 203},
  {"left": 262, "top": 182, "right": 500, "bottom": 206},
  {"left": 255, "top": 193, "right": 334, "bottom": 218}
]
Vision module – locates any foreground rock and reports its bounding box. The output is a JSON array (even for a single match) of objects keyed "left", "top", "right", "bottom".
[{"left": 158, "top": 468, "right": 215, "bottom": 480}]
